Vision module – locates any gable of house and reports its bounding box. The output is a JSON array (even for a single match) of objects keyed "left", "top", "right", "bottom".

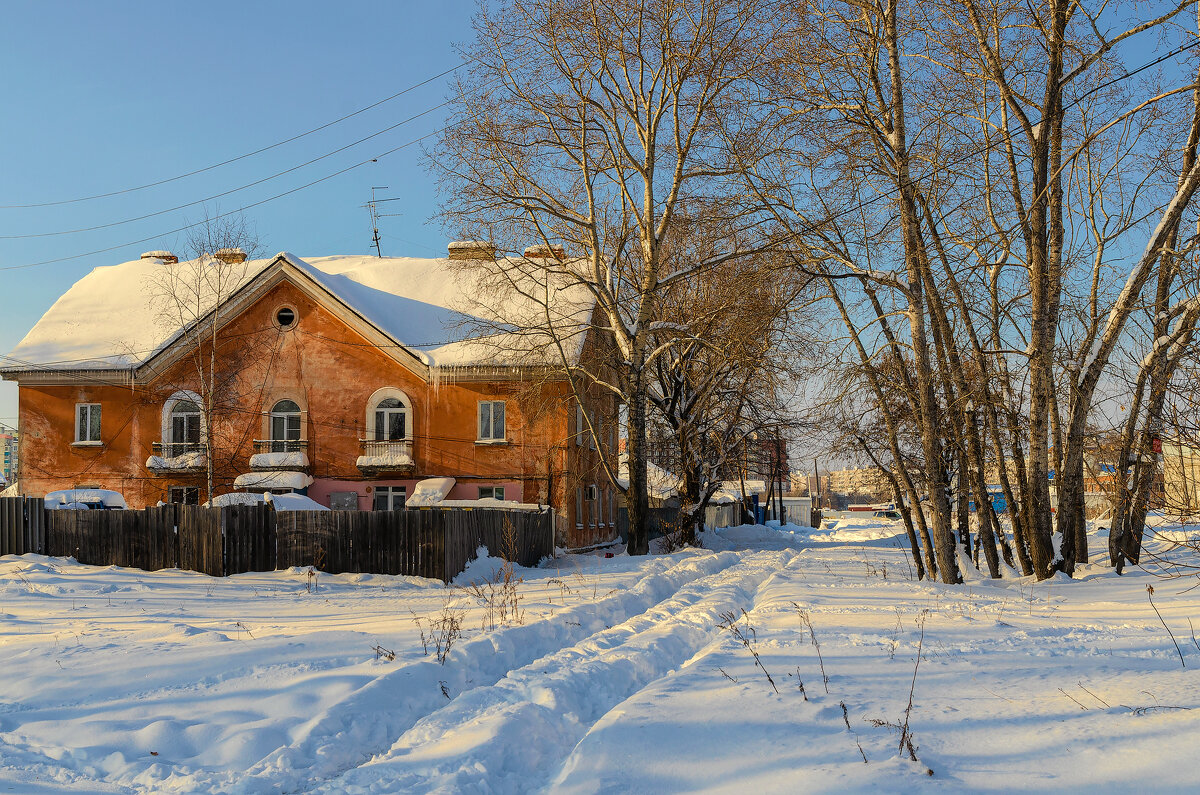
[{"left": 2, "top": 251, "right": 596, "bottom": 381}]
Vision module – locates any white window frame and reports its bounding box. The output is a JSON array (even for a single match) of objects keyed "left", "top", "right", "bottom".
[
  {"left": 270, "top": 400, "right": 302, "bottom": 443},
  {"left": 364, "top": 387, "right": 413, "bottom": 441},
  {"left": 478, "top": 485, "right": 504, "bottom": 500},
  {"left": 160, "top": 390, "right": 205, "bottom": 450},
  {"left": 170, "top": 401, "right": 202, "bottom": 446},
  {"left": 373, "top": 399, "right": 408, "bottom": 441},
  {"left": 74, "top": 403, "right": 102, "bottom": 444},
  {"left": 478, "top": 400, "right": 506, "bottom": 442},
  {"left": 373, "top": 485, "right": 407, "bottom": 511}
]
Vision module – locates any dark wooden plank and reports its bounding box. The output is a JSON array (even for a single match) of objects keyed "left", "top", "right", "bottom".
[
  {"left": 2, "top": 498, "right": 14, "bottom": 555},
  {"left": 1, "top": 498, "right": 14, "bottom": 556}
]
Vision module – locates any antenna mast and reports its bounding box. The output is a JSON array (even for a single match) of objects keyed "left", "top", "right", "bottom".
[
  {"left": 364, "top": 188, "right": 405, "bottom": 258},
  {"left": 366, "top": 186, "right": 388, "bottom": 257}
]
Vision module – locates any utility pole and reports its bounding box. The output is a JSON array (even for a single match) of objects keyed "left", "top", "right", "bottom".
[{"left": 813, "top": 458, "right": 820, "bottom": 508}]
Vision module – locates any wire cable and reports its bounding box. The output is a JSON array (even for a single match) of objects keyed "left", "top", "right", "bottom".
[
  {"left": 0, "top": 127, "right": 443, "bottom": 272},
  {"left": 0, "top": 101, "right": 451, "bottom": 239},
  {"left": 0, "top": 62, "right": 467, "bottom": 210},
  {"left": 3, "top": 37, "right": 1196, "bottom": 275}
]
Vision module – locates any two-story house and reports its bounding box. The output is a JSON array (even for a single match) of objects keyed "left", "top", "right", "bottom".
[{"left": 1, "top": 243, "right": 619, "bottom": 547}]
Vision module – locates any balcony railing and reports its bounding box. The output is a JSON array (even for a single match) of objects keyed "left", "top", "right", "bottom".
[
  {"left": 357, "top": 439, "right": 415, "bottom": 473},
  {"left": 153, "top": 441, "right": 206, "bottom": 459},
  {"left": 253, "top": 439, "right": 309, "bottom": 455},
  {"left": 148, "top": 441, "right": 207, "bottom": 472}
]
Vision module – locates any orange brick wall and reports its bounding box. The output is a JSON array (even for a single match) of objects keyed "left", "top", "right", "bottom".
[{"left": 14, "top": 277, "right": 618, "bottom": 547}]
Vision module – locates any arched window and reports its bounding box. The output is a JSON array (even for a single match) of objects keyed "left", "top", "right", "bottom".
[
  {"left": 269, "top": 399, "right": 302, "bottom": 452},
  {"left": 159, "top": 390, "right": 205, "bottom": 457},
  {"left": 364, "top": 388, "right": 413, "bottom": 441},
  {"left": 374, "top": 398, "right": 407, "bottom": 441},
  {"left": 170, "top": 399, "right": 201, "bottom": 448}
]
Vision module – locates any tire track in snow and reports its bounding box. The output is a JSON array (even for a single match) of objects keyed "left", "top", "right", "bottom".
[
  {"left": 214, "top": 551, "right": 744, "bottom": 794},
  {"left": 311, "top": 550, "right": 795, "bottom": 795}
]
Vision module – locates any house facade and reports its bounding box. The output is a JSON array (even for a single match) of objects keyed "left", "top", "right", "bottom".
[{"left": 2, "top": 247, "right": 619, "bottom": 548}]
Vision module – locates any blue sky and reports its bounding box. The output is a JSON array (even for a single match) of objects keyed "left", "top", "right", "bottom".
[{"left": 0, "top": 1, "right": 478, "bottom": 427}]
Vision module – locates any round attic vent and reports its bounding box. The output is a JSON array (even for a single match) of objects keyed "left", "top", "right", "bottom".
[{"left": 275, "top": 306, "right": 297, "bottom": 329}]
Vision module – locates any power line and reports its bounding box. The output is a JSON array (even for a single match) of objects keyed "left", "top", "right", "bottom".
[
  {"left": 4, "top": 36, "right": 1195, "bottom": 275},
  {"left": 0, "top": 101, "right": 452, "bottom": 240},
  {"left": 0, "top": 127, "right": 444, "bottom": 272},
  {"left": 0, "top": 62, "right": 467, "bottom": 210}
]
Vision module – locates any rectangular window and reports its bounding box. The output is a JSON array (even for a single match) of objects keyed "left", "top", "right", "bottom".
[
  {"left": 75, "top": 403, "right": 101, "bottom": 443},
  {"left": 478, "top": 486, "right": 504, "bottom": 500},
  {"left": 479, "top": 401, "right": 506, "bottom": 441},
  {"left": 171, "top": 413, "right": 201, "bottom": 445},
  {"left": 373, "top": 485, "right": 406, "bottom": 511},
  {"left": 576, "top": 403, "right": 584, "bottom": 446},
  {"left": 271, "top": 414, "right": 301, "bottom": 442},
  {"left": 168, "top": 486, "right": 199, "bottom": 505},
  {"left": 586, "top": 484, "right": 598, "bottom": 527},
  {"left": 576, "top": 486, "right": 583, "bottom": 527},
  {"left": 590, "top": 413, "right": 598, "bottom": 450}
]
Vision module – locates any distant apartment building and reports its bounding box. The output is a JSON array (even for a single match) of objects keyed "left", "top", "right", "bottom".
[
  {"left": 0, "top": 430, "right": 16, "bottom": 484},
  {"left": 826, "top": 466, "right": 890, "bottom": 500}
]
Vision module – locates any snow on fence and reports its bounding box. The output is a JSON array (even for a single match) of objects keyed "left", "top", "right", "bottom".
[
  {"left": 704, "top": 503, "right": 743, "bottom": 530},
  {"left": 0, "top": 498, "right": 553, "bottom": 582}
]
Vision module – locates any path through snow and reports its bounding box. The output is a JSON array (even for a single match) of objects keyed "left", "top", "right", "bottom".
[{"left": 2, "top": 521, "right": 1200, "bottom": 792}]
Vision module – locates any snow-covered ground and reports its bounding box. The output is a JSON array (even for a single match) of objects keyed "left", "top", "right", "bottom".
[{"left": 2, "top": 519, "right": 1200, "bottom": 793}]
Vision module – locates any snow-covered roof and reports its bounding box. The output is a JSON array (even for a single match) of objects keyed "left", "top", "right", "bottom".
[
  {"left": 233, "top": 471, "right": 314, "bottom": 491},
  {"left": 2, "top": 252, "right": 596, "bottom": 375},
  {"left": 616, "top": 454, "right": 683, "bottom": 501},
  {"left": 710, "top": 480, "right": 768, "bottom": 504},
  {"left": 43, "top": 489, "right": 128, "bottom": 509},
  {"left": 431, "top": 498, "right": 543, "bottom": 510},
  {"left": 406, "top": 477, "right": 456, "bottom": 507},
  {"left": 206, "top": 492, "right": 329, "bottom": 511}
]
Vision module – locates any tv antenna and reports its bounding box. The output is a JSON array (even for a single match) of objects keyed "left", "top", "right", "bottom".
[{"left": 365, "top": 188, "right": 404, "bottom": 258}]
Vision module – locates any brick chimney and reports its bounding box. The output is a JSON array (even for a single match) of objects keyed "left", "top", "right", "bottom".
[
  {"left": 214, "top": 247, "right": 247, "bottom": 264},
  {"left": 523, "top": 244, "right": 566, "bottom": 260},
  {"left": 141, "top": 250, "right": 179, "bottom": 264},
  {"left": 447, "top": 241, "right": 496, "bottom": 260}
]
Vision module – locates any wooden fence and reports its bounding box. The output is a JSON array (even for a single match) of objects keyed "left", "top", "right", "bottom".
[
  {"left": 0, "top": 497, "right": 45, "bottom": 557},
  {"left": 0, "top": 497, "right": 554, "bottom": 582},
  {"left": 704, "top": 503, "right": 745, "bottom": 530}
]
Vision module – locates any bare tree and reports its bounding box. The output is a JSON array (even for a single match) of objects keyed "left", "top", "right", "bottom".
[
  {"left": 150, "top": 211, "right": 264, "bottom": 503},
  {"left": 433, "top": 0, "right": 783, "bottom": 553},
  {"left": 646, "top": 238, "right": 809, "bottom": 544},
  {"left": 752, "top": 0, "right": 1199, "bottom": 581}
]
